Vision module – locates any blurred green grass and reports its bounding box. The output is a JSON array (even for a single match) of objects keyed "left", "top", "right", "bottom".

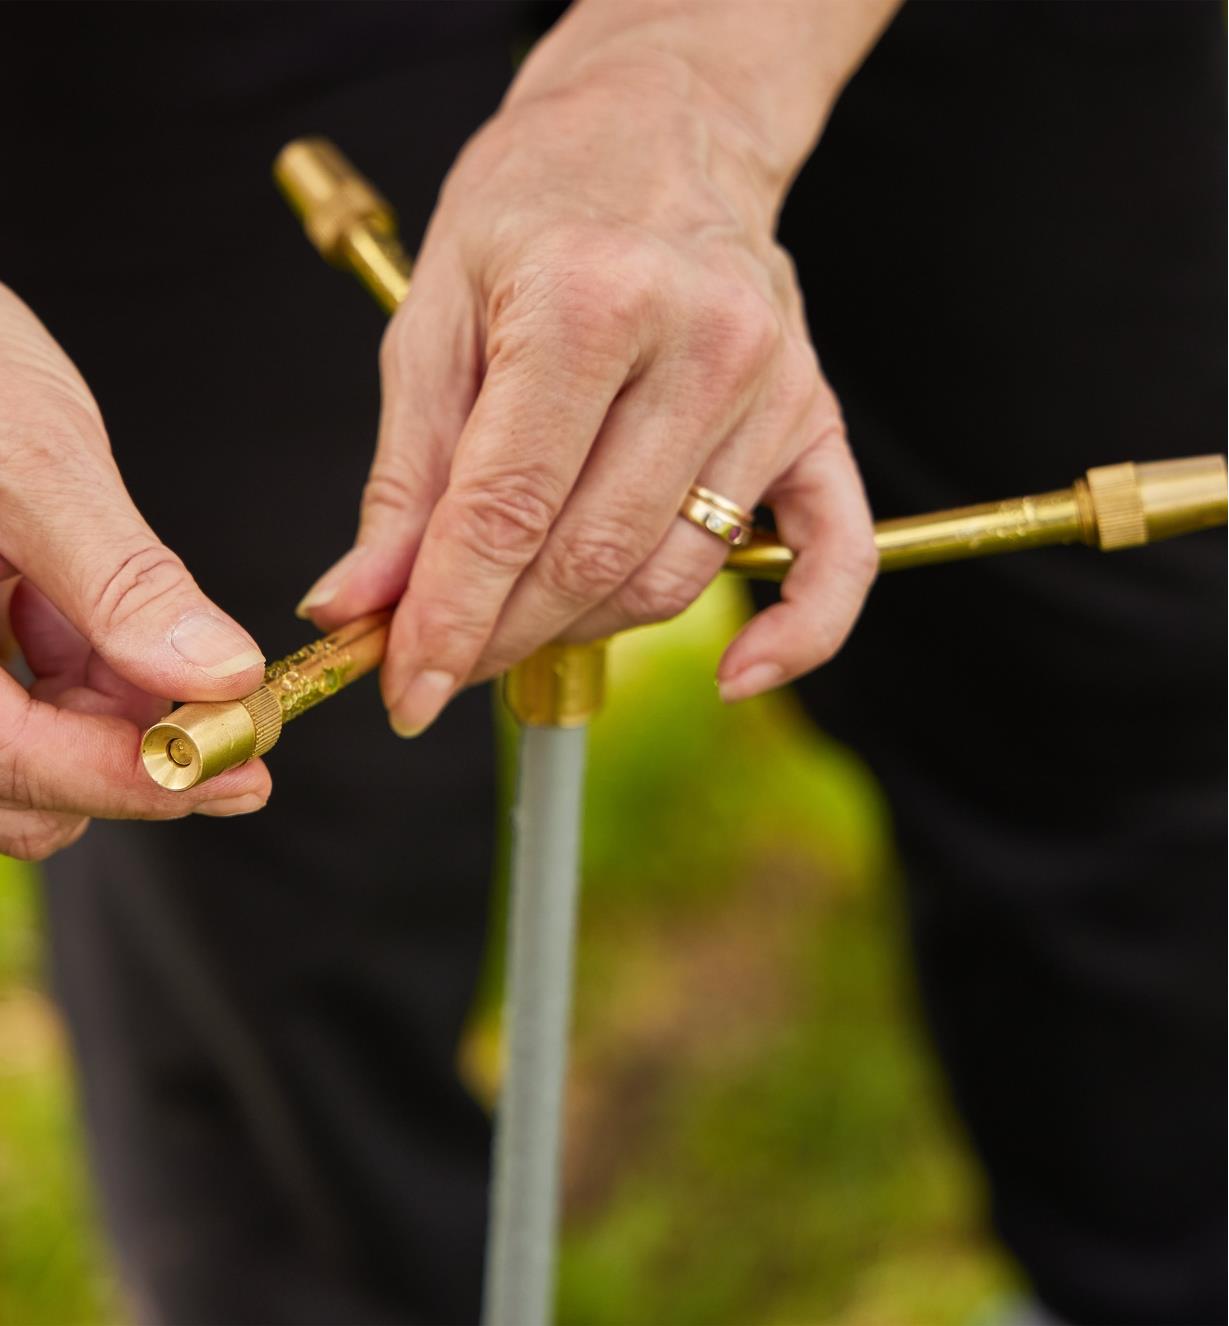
[
  {"left": 0, "top": 862, "right": 119, "bottom": 1323},
  {"left": 0, "top": 581, "right": 1016, "bottom": 1324}
]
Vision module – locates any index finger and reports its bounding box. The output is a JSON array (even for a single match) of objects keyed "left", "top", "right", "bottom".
[{"left": 380, "top": 321, "right": 630, "bottom": 736}]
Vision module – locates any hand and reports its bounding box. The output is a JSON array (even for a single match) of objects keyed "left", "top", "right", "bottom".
[
  {"left": 300, "top": 27, "right": 881, "bottom": 736},
  {"left": 0, "top": 286, "right": 271, "bottom": 860}
]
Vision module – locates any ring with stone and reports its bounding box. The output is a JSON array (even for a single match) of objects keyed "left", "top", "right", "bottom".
[{"left": 678, "top": 483, "right": 756, "bottom": 548}]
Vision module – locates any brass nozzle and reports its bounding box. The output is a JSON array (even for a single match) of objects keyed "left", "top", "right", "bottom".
[
  {"left": 274, "top": 138, "right": 412, "bottom": 313},
  {"left": 142, "top": 691, "right": 282, "bottom": 792},
  {"left": 142, "top": 613, "right": 390, "bottom": 791}
]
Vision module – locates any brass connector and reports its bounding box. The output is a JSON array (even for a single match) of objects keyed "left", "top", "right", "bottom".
[
  {"left": 502, "top": 641, "right": 607, "bottom": 728},
  {"left": 142, "top": 613, "right": 389, "bottom": 790},
  {"left": 1080, "top": 456, "right": 1228, "bottom": 548}
]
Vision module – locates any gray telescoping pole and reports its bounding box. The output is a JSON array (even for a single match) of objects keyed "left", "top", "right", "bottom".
[
  {"left": 482, "top": 642, "right": 605, "bottom": 1326},
  {"left": 481, "top": 725, "right": 589, "bottom": 1326}
]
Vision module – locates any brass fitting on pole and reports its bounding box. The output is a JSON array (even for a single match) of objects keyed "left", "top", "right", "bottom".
[
  {"left": 502, "top": 641, "right": 607, "bottom": 728},
  {"left": 138, "top": 138, "right": 1227, "bottom": 791}
]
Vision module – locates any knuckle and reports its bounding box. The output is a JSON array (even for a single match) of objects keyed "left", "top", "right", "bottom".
[
  {"left": 447, "top": 473, "right": 559, "bottom": 568},
  {"left": 542, "top": 524, "right": 645, "bottom": 603},
  {"left": 695, "top": 283, "right": 781, "bottom": 380},
  {"left": 90, "top": 544, "right": 189, "bottom": 640},
  {"left": 402, "top": 594, "right": 491, "bottom": 664},
  {"left": 489, "top": 244, "right": 647, "bottom": 371},
  {"left": 560, "top": 267, "right": 649, "bottom": 348},
  {"left": 361, "top": 465, "right": 420, "bottom": 521},
  {"left": 620, "top": 557, "right": 713, "bottom": 625}
]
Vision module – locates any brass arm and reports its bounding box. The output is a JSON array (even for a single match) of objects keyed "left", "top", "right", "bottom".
[{"left": 731, "top": 454, "right": 1227, "bottom": 579}]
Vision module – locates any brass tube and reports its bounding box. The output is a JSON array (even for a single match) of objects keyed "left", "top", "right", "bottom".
[
  {"left": 139, "top": 138, "right": 1227, "bottom": 790},
  {"left": 874, "top": 487, "right": 1085, "bottom": 572},
  {"left": 726, "top": 456, "right": 1227, "bottom": 582}
]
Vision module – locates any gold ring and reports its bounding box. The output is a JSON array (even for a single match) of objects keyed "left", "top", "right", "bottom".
[{"left": 679, "top": 484, "right": 756, "bottom": 548}]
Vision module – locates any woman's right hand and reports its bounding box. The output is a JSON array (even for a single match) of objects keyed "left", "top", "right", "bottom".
[{"left": 0, "top": 284, "right": 271, "bottom": 860}]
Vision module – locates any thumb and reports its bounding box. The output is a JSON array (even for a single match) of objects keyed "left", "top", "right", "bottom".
[
  {"left": 0, "top": 285, "right": 264, "bottom": 701},
  {"left": 79, "top": 530, "right": 264, "bottom": 702},
  {"left": 6, "top": 462, "right": 264, "bottom": 701}
]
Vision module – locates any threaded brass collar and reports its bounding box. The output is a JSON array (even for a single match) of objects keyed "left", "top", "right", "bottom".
[
  {"left": 241, "top": 687, "right": 283, "bottom": 757},
  {"left": 1086, "top": 462, "right": 1148, "bottom": 550}
]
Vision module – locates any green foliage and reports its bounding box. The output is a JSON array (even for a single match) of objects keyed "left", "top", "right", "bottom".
[{"left": 0, "top": 861, "right": 118, "bottom": 1325}]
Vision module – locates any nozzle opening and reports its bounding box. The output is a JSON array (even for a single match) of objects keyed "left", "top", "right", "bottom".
[
  {"left": 139, "top": 699, "right": 259, "bottom": 792},
  {"left": 142, "top": 722, "right": 206, "bottom": 791}
]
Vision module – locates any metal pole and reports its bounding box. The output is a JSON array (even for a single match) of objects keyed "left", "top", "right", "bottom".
[{"left": 482, "top": 725, "right": 589, "bottom": 1326}]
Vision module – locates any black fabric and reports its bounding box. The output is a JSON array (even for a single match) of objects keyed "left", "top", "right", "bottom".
[
  {"left": 3, "top": 2, "right": 1224, "bottom": 1324},
  {"left": 776, "top": 5, "right": 1228, "bottom": 1323}
]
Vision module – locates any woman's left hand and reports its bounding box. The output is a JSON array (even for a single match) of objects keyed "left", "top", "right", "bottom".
[{"left": 298, "top": 27, "right": 881, "bottom": 736}]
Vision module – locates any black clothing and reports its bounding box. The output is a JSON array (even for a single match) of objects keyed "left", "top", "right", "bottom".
[
  {"left": 3, "top": 2, "right": 1224, "bottom": 1324},
  {"left": 780, "top": 5, "right": 1228, "bottom": 1323}
]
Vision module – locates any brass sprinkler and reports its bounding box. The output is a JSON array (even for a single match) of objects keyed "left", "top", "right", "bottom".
[{"left": 140, "top": 139, "right": 1227, "bottom": 792}]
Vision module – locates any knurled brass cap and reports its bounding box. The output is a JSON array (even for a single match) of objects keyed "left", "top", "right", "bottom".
[
  {"left": 241, "top": 686, "right": 283, "bottom": 757},
  {"left": 1086, "top": 462, "right": 1148, "bottom": 550}
]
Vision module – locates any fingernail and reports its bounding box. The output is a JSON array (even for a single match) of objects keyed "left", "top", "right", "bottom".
[
  {"left": 194, "top": 792, "right": 266, "bottom": 817},
  {"left": 296, "top": 548, "right": 366, "bottom": 619},
  {"left": 717, "top": 660, "right": 785, "bottom": 704},
  {"left": 390, "top": 669, "right": 455, "bottom": 737},
  {"left": 171, "top": 612, "right": 264, "bottom": 678}
]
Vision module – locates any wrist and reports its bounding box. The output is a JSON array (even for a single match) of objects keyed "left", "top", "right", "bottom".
[
  {"left": 507, "top": 0, "right": 901, "bottom": 217},
  {"left": 504, "top": 46, "right": 810, "bottom": 227}
]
